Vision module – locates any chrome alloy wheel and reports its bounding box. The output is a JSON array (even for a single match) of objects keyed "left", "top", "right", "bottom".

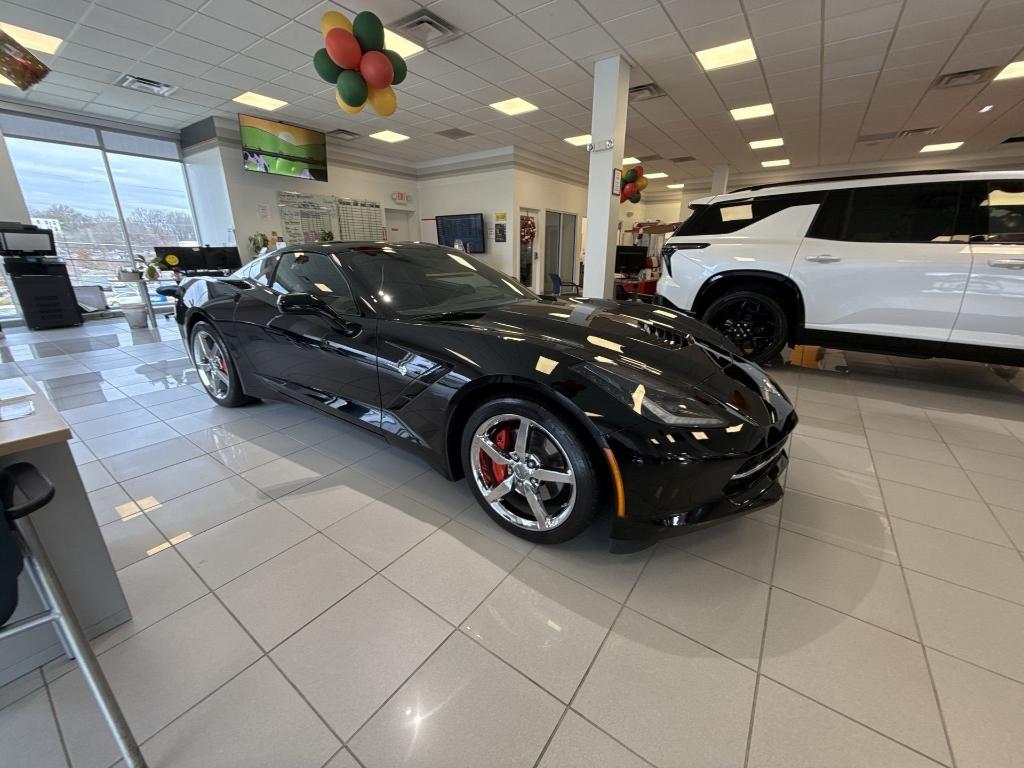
[
  {"left": 470, "top": 414, "right": 576, "bottom": 531},
  {"left": 192, "top": 329, "right": 230, "bottom": 400}
]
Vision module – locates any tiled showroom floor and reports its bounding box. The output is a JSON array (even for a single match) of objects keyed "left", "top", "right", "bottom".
[{"left": 2, "top": 318, "right": 1024, "bottom": 768}]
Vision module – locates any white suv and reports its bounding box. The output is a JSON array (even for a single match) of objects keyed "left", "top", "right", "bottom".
[{"left": 657, "top": 171, "right": 1024, "bottom": 365}]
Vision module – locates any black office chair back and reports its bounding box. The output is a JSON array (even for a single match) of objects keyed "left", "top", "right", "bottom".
[
  {"left": 0, "top": 463, "right": 55, "bottom": 626},
  {"left": 549, "top": 273, "right": 563, "bottom": 294}
]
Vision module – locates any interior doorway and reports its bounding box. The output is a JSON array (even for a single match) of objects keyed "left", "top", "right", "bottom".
[
  {"left": 519, "top": 207, "right": 540, "bottom": 289},
  {"left": 543, "top": 210, "right": 578, "bottom": 293},
  {"left": 384, "top": 208, "right": 415, "bottom": 241}
]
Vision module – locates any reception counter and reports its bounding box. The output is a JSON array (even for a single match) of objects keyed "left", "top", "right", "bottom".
[{"left": 0, "top": 377, "right": 130, "bottom": 686}]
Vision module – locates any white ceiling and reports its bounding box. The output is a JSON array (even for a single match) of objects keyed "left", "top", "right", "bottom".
[{"left": 1, "top": 0, "right": 1023, "bottom": 189}]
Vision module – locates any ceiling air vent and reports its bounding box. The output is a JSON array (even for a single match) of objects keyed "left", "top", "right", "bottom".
[
  {"left": 436, "top": 128, "right": 473, "bottom": 139},
  {"left": 329, "top": 128, "right": 360, "bottom": 140},
  {"left": 116, "top": 74, "right": 177, "bottom": 97},
  {"left": 391, "top": 9, "right": 460, "bottom": 48},
  {"left": 636, "top": 154, "right": 660, "bottom": 162},
  {"left": 1002, "top": 135, "right": 1024, "bottom": 144},
  {"left": 897, "top": 127, "right": 938, "bottom": 139},
  {"left": 670, "top": 155, "right": 695, "bottom": 163},
  {"left": 628, "top": 82, "right": 665, "bottom": 102},
  {"left": 932, "top": 67, "right": 998, "bottom": 89},
  {"left": 857, "top": 131, "right": 898, "bottom": 143}
]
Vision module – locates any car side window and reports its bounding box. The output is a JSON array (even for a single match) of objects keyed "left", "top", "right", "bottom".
[
  {"left": 815, "top": 182, "right": 961, "bottom": 243},
  {"left": 252, "top": 255, "right": 277, "bottom": 285},
  {"left": 272, "top": 251, "right": 358, "bottom": 315},
  {"left": 674, "top": 191, "right": 824, "bottom": 236},
  {"left": 974, "top": 181, "right": 1024, "bottom": 243}
]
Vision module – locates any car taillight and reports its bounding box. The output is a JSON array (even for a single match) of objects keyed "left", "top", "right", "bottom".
[{"left": 660, "top": 243, "right": 710, "bottom": 277}]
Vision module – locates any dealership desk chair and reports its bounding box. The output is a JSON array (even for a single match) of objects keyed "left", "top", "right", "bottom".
[
  {"left": 0, "top": 462, "right": 147, "bottom": 768},
  {"left": 549, "top": 273, "right": 581, "bottom": 296}
]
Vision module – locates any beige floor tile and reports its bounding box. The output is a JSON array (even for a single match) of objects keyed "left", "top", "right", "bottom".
[
  {"left": 880, "top": 479, "right": 1011, "bottom": 546},
  {"left": 967, "top": 471, "right": 1024, "bottom": 512},
  {"left": 537, "top": 711, "right": 650, "bottom": 768},
  {"left": 0, "top": 689, "right": 66, "bottom": 768},
  {"left": 873, "top": 452, "right": 981, "bottom": 500},
  {"left": 210, "top": 431, "right": 306, "bottom": 472},
  {"left": 100, "top": 513, "right": 167, "bottom": 570},
  {"left": 990, "top": 505, "right": 1024, "bottom": 550},
  {"left": 949, "top": 443, "right": 1024, "bottom": 481},
  {"left": 121, "top": 455, "right": 234, "bottom": 508},
  {"left": 785, "top": 458, "right": 884, "bottom": 512},
  {"left": 781, "top": 489, "right": 898, "bottom": 562},
  {"left": 866, "top": 429, "right": 959, "bottom": 466},
  {"left": 669, "top": 516, "right": 778, "bottom": 582},
  {"left": 145, "top": 475, "right": 270, "bottom": 540},
  {"left": 278, "top": 466, "right": 390, "bottom": 530},
  {"left": 239, "top": 447, "right": 343, "bottom": 498},
  {"left": 791, "top": 434, "right": 875, "bottom": 474},
  {"left": 793, "top": 415, "right": 868, "bottom": 448}
]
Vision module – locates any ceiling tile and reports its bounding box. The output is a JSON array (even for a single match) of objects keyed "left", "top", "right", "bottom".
[
  {"left": 242, "top": 40, "right": 309, "bottom": 69},
  {"left": 680, "top": 15, "right": 751, "bottom": 52},
  {"left": 220, "top": 53, "right": 285, "bottom": 80},
  {"left": 606, "top": 5, "right": 673, "bottom": 47},
  {"left": 534, "top": 62, "right": 590, "bottom": 88},
  {"left": 433, "top": 36, "right": 497, "bottom": 67},
  {"left": 95, "top": 0, "right": 194, "bottom": 29},
  {"left": 579, "top": 0, "right": 659, "bottom": 23},
  {"left": 823, "top": 51, "right": 885, "bottom": 80},
  {"left": 271, "top": 21, "right": 323, "bottom": 53},
  {"left": 506, "top": 42, "right": 570, "bottom": 72},
  {"left": 407, "top": 52, "right": 462, "bottom": 79},
  {"left": 472, "top": 17, "right": 543, "bottom": 54},
  {"left": 754, "top": 22, "right": 820, "bottom": 58},
  {"left": 519, "top": 0, "right": 592, "bottom": 38},
  {"left": 57, "top": 43, "right": 136, "bottom": 73},
  {"left": 552, "top": 25, "right": 618, "bottom": 60},
  {"left": 662, "top": 0, "right": 742, "bottom": 30},
  {"left": 178, "top": 14, "right": 260, "bottom": 50},
  {"left": 902, "top": 0, "right": 984, "bottom": 27},
  {"left": 428, "top": 0, "right": 509, "bottom": 32},
  {"left": 434, "top": 69, "right": 491, "bottom": 92},
  {"left": 824, "top": 3, "right": 901, "bottom": 44},
  {"left": 340, "top": 0, "right": 423, "bottom": 25},
  {"left": 761, "top": 48, "right": 821, "bottom": 76},
  {"left": 81, "top": 5, "right": 172, "bottom": 44},
  {"left": 68, "top": 27, "right": 151, "bottom": 60},
  {"left": 159, "top": 32, "right": 237, "bottom": 65},
  {"left": 747, "top": 0, "right": 821, "bottom": 37},
  {"left": 202, "top": 0, "right": 288, "bottom": 36},
  {"left": 142, "top": 49, "right": 212, "bottom": 77}
]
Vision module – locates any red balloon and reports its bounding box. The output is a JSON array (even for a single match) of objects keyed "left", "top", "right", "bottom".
[
  {"left": 622, "top": 181, "right": 637, "bottom": 198},
  {"left": 325, "top": 27, "right": 362, "bottom": 70},
  {"left": 633, "top": 165, "right": 644, "bottom": 178},
  {"left": 360, "top": 50, "right": 394, "bottom": 89}
]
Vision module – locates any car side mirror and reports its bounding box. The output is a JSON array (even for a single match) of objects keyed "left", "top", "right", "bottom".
[{"left": 277, "top": 292, "right": 360, "bottom": 335}]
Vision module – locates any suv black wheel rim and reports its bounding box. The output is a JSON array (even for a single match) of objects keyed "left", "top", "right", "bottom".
[{"left": 707, "top": 298, "right": 781, "bottom": 359}]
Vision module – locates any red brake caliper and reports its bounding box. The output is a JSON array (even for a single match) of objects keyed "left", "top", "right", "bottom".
[{"left": 479, "top": 425, "right": 514, "bottom": 488}]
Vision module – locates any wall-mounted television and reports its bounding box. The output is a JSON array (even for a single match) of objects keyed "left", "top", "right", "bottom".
[
  {"left": 239, "top": 114, "right": 328, "bottom": 182},
  {"left": 436, "top": 213, "right": 486, "bottom": 254}
]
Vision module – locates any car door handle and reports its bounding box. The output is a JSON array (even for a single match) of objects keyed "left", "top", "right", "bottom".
[
  {"left": 805, "top": 254, "right": 841, "bottom": 263},
  {"left": 988, "top": 258, "right": 1024, "bottom": 269}
]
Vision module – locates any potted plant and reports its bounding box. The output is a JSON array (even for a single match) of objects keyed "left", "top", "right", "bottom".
[
  {"left": 248, "top": 232, "right": 269, "bottom": 254},
  {"left": 319, "top": 229, "right": 334, "bottom": 242}
]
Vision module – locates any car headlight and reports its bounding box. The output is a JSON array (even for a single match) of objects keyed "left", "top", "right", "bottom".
[{"left": 576, "top": 363, "right": 732, "bottom": 428}]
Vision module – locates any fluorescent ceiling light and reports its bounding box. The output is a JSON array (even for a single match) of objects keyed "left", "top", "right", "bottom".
[
  {"left": 761, "top": 159, "right": 790, "bottom": 167},
  {"left": 666, "top": 183, "right": 685, "bottom": 189},
  {"left": 489, "top": 97, "right": 537, "bottom": 115},
  {"left": 920, "top": 141, "right": 963, "bottom": 152},
  {"left": 695, "top": 38, "right": 757, "bottom": 72},
  {"left": 233, "top": 91, "right": 287, "bottom": 110},
  {"left": 0, "top": 22, "right": 62, "bottom": 54},
  {"left": 383, "top": 28, "right": 422, "bottom": 59},
  {"left": 370, "top": 130, "right": 410, "bottom": 143},
  {"left": 564, "top": 134, "right": 591, "bottom": 146},
  {"left": 622, "top": 156, "right": 641, "bottom": 165},
  {"left": 731, "top": 103, "right": 774, "bottom": 121},
  {"left": 979, "top": 104, "right": 994, "bottom": 113},
  {"left": 645, "top": 172, "right": 668, "bottom": 178},
  {"left": 994, "top": 60, "right": 1024, "bottom": 80},
  {"left": 0, "top": 75, "right": 14, "bottom": 87},
  {"left": 749, "top": 137, "right": 784, "bottom": 149}
]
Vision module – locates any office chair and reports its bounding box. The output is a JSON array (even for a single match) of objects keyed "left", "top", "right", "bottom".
[{"left": 549, "top": 273, "right": 580, "bottom": 296}]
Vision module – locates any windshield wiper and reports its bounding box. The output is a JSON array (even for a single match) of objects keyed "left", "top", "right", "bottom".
[{"left": 411, "top": 310, "right": 485, "bottom": 322}]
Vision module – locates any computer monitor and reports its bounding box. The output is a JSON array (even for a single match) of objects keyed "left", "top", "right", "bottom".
[
  {"left": 0, "top": 224, "right": 55, "bottom": 257},
  {"left": 203, "top": 246, "right": 242, "bottom": 270},
  {"left": 615, "top": 245, "right": 648, "bottom": 274},
  {"left": 153, "top": 246, "right": 206, "bottom": 270}
]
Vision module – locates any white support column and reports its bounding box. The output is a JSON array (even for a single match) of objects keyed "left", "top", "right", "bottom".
[
  {"left": 711, "top": 164, "right": 730, "bottom": 195},
  {"left": 582, "top": 55, "right": 630, "bottom": 299}
]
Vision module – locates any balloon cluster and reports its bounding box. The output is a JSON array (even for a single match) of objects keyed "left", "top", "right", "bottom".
[
  {"left": 619, "top": 164, "right": 648, "bottom": 204},
  {"left": 313, "top": 10, "right": 408, "bottom": 117}
]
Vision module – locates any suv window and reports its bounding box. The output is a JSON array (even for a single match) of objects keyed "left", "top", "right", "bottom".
[
  {"left": 809, "top": 182, "right": 961, "bottom": 243},
  {"left": 271, "top": 251, "right": 357, "bottom": 315},
  {"left": 674, "top": 191, "right": 824, "bottom": 236},
  {"left": 971, "top": 181, "right": 1024, "bottom": 243}
]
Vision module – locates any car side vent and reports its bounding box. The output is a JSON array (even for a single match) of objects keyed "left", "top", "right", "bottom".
[{"left": 638, "top": 321, "right": 688, "bottom": 348}]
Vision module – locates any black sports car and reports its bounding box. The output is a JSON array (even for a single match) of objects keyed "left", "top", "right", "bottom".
[{"left": 176, "top": 242, "right": 796, "bottom": 543}]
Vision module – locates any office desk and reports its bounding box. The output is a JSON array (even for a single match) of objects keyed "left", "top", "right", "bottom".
[{"left": 0, "top": 378, "right": 130, "bottom": 686}]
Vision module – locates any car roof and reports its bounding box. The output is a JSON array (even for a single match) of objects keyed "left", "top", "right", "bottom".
[{"left": 691, "top": 169, "right": 1024, "bottom": 206}]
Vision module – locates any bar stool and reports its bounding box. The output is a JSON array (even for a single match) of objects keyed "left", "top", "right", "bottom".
[{"left": 0, "top": 462, "right": 147, "bottom": 768}]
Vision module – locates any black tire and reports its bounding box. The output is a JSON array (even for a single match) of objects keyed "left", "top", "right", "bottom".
[
  {"left": 701, "top": 288, "right": 789, "bottom": 364},
  {"left": 461, "top": 397, "right": 599, "bottom": 544},
  {"left": 189, "top": 320, "right": 255, "bottom": 407}
]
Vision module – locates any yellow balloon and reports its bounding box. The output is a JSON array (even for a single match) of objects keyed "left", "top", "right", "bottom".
[
  {"left": 367, "top": 85, "right": 397, "bottom": 117},
  {"left": 321, "top": 10, "right": 352, "bottom": 36},
  {"left": 336, "top": 91, "right": 363, "bottom": 113},
  {"left": 635, "top": 176, "right": 648, "bottom": 191}
]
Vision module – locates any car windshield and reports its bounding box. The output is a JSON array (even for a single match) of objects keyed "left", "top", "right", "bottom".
[{"left": 343, "top": 244, "right": 538, "bottom": 317}]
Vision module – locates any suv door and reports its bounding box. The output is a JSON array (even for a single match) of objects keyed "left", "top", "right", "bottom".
[
  {"left": 791, "top": 182, "right": 970, "bottom": 345},
  {"left": 949, "top": 180, "right": 1024, "bottom": 352}
]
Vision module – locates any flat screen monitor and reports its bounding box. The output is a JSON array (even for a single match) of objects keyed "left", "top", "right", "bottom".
[
  {"left": 1, "top": 229, "right": 55, "bottom": 256},
  {"left": 615, "top": 245, "right": 648, "bottom": 274},
  {"left": 435, "top": 214, "right": 485, "bottom": 254},
  {"left": 153, "top": 246, "right": 205, "bottom": 270},
  {"left": 239, "top": 114, "right": 327, "bottom": 181},
  {"left": 204, "top": 246, "right": 242, "bottom": 270}
]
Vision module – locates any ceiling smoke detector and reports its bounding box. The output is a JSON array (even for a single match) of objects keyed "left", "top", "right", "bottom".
[
  {"left": 328, "top": 128, "right": 360, "bottom": 140},
  {"left": 932, "top": 67, "right": 998, "bottom": 89},
  {"left": 391, "top": 9, "right": 460, "bottom": 48},
  {"left": 116, "top": 74, "right": 177, "bottom": 97},
  {"left": 628, "top": 82, "right": 666, "bottom": 102}
]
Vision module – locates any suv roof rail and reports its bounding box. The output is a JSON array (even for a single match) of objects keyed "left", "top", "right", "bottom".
[{"left": 730, "top": 169, "right": 966, "bottom": 193}]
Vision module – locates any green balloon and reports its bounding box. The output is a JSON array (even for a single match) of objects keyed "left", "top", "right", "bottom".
[
  {"left": 622, "top": 168, "right": 637, "bottom": 184},
  {"left": 629, "top": 192, "right": 642, "bottom": 203},
  {"left": 383, "top": 49, "right": 407, "bottom": 84},
  {"left": 313, "top": 48, "right": 343, "bottom": 83},
  {"left": 353, "top": 11, "right": 385, "bottom": 52},
  {"left": 337, "top": 69, "right": 368, "bottom": 107}
]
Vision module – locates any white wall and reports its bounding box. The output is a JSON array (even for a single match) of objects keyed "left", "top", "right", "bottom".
[
  {"left": 0, "top": 127, "right": 29, "bottom": 223},
  {"left": 513, "top": 168, "right": 588, "bottom": 288},
  {"left": 184, "top": 144, "right": 235, "bottom": 246},
  {"left": 417, "top": 168, "right": 514, "bottom": 275}
]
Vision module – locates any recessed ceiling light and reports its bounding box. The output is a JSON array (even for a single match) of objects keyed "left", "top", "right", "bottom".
[
  {"left": 920, "top": 141, "right": 963, "bottom": 152},
  {"left": 622, "top": 156, "right": 641, "bottom": 165},
  {"left": 749, "top": 137, "right": 784, "bottom": 149},
  {"left": 383, "top": 28, "right": 423, "bottom": 59},
  {"left": 695, "top": 38, "right": 757, "bottom": 72},
  {"left": 233, "top": 91, "right": 287, "bottom": 110},
  {"left": 761, "top": 159, "right": 790, "bottom": 167},
  {"left": 994, "top": 60, "right": 1024, "bottom": 80},
  {"left": 979, "top": 104, "right": 994, "bottom": 113},
  {"left": 0, "top": 22, "right": 63, "bottom": 54},
  {"left": 370, "top": 130, "right": 410, "bottom": 143},
  {"left": 730, "top": 103, "right": 774, "bottom": 121},
  {"left": 666, "top": 183, "right": 685, "bottom": 189},
  {"left": 489, "top": 97, "right": 538, "bottom": 115},
  {"left": 645, "top": 172, "right": 668, "bottom": 178},
  {"left": 564, "top": 134, "right": 591, "bottom": 146}
]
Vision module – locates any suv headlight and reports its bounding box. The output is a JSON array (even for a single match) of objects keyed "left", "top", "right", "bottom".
[{"left": 576, "top": 363, "right": 732, "bottom": 428}]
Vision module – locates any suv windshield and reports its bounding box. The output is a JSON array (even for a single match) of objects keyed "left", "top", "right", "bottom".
[{"left": 344, "top": 244, "right": 537, "bottom": 317}]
